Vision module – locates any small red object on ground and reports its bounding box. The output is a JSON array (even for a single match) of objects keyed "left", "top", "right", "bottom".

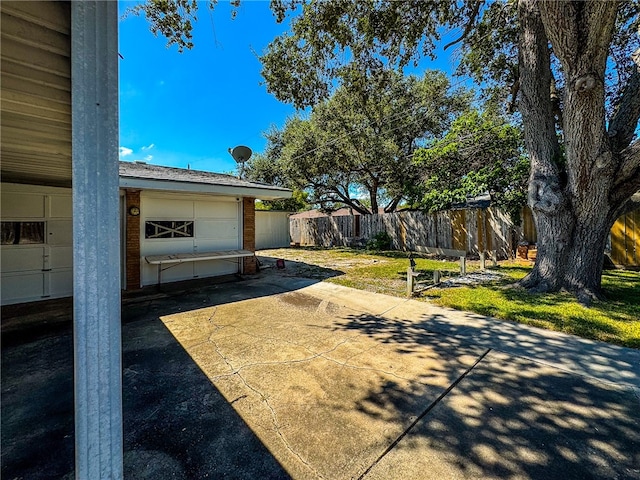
[{"left": 276, "top": 259, "right": 285, "bottom": 269}]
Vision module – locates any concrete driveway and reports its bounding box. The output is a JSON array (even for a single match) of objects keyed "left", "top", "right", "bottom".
[{"left": 2, "top": 262, "right": 639, "bottom": 479}]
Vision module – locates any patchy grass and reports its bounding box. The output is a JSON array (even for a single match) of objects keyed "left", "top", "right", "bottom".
[{"left": 258, "top": 247, "right": 640, "bottom": 349}]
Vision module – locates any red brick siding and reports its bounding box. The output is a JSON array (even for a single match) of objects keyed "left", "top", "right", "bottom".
[
  {"left": 242, "top": 197, "right": 257, "bottom": 274},
  {"left": 125, "top": 189, "right": 141, "bottom": 289}
]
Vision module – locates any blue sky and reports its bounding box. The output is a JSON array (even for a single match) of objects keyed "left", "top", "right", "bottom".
[{"left": 118, "top": 1, "right": 461, "bottom": 174}]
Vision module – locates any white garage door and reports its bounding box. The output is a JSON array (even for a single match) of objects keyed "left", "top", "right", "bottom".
[
  {"left": 1, "top": 184, "right": 73, "bottom": 305},
  {"left": 140, "top": 193, "right": 242, "bottom": 286}
]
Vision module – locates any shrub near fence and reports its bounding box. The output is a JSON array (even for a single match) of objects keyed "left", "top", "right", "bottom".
[{"left": 289, "top": 208, "right": 521, "bottom": 259}]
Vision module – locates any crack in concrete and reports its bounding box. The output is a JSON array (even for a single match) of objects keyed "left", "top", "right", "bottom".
[
  {"left": 319, "top": 354, "right": 416, "bottom": 383},
  {"left": 234, "top": 369, "right": 325, "bottom": 479},
  {"left": 208, "top": 336, "right": 355, "bottom": 381},
  {"left": 208, "top": 335, "right": 238, "bottom": 376},
  {"left": 207, "top": 332, "right": 325, "bottom": 478},
  {"left": 207, "top": 321, "right": 324, "bottom": 351},
  {"left": 203, "top": 334, "right": 388, "bottom": 479}
]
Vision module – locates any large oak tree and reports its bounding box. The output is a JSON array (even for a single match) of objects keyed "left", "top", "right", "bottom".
[
  {"left": 136, "top": 0, "right": 640, "bottom": 301},
  {"left": 248, "top": 69, "right": 470, "bottom": 214}
]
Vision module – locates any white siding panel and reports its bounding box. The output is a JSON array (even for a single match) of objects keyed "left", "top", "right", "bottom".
[
  {"left": 144, "top": 197, "right": 194, "bottom": 218},
  {"left": 1, "top": 245, "right": 45, "bottom": 272},
  {"left": 49, "top": 246, "right": 72, "bottom": 269},
  {"left": 50, "top": 194, "right": 72, "bottom": 217},
  {"left": 1, "top": 272, "right": 44, "bottom": 302},
  {"left": 1, "top": 183, "right": 72, "bottom": 304},
  {"left": 1, "top": 192, "right": 45, "bottom": 218},
  {"left": 142, "top": 238, "right": 195, "bottom": 255},
  {"left": 195, "top": 238, "right": 240, "bottom": 251},
  {"left": 49, "top": 269, "right": 72, "bottom": 296},
  {"left": 194, "top": 259, "right": 238, "bottom": 277},
  {"left": 194, "top": 199, "right": 237, "bottom": 218},
  {"left": 256, "top": 211, "right": 291, "bottom": 249},
  {"left": 196, "top": 220, "right": 238, "bottom": 239},
  {"left": 47, "top": 219, "right": 72, "bottom": 245},
  {"left": 143, "top": 262, "right": 194, "bottom": 285}
]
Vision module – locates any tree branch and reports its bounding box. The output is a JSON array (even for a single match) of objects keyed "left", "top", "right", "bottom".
[
  {"left": 539, "top": 1, "right": 617, "bottom": 74},
  {"left": 619, "top": 192, "right": 640, "bottom": 216},
  {"left": 517, "top": 0, "right": 561, "bottom": 179},
  {"left": 612, "top": 140, "right": 640, "bottom": 205},
  {"left": 550, "top": 73, "right": 563, "bottom": 131},
  {"left": 384, "top": 196, "right": 402, "bottom": 213},
  {"left": 609, "top": 69, "right": 640, "bottom": 153},
  {"left": 506, "top": 78, "right": 520, "bottom": 114},
  {"left": 443, "top": 0, "right": 483, "bottom": 51}
]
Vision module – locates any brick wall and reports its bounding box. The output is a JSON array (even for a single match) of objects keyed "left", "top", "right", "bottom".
[
  {"left": 125, "top": 189, "right": 141, "bottom": 289},
  {"left": 242, "top": 197, "right": 257, "bottom": 274}
]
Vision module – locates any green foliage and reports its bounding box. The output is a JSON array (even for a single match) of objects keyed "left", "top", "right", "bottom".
[
  {"left": 413, "top": 109, "right": 529, "bottom": 222},
  {"left": 365, "top": 231, "right": 391, "bottom": 251},
  {"left": 125, "top": 0, "right": 201, "bottom": 52},
  {"left": 244, "top": 142, "right": 310, "bottom": 212},
  {"left": 255, "top": 189, "right": 309, "bottom": 212},
  {"left": 253, "top": 69, "right": 470, "bottom": 215}
]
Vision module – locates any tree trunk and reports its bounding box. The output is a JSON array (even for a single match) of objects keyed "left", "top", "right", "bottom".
[
  {"left": 520, "top": 203, "right": 614, "bottom": 302},
  {"left": 516, "top": 0, "right": 628, "bottom": 303}
]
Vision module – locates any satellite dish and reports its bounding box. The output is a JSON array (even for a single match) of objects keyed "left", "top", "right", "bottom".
[
  {"left": 229, "top": 145, "right": 252, "bottom": 179},
  {"left": 229, "top": 145, "right": 252, "bottom": 163}
]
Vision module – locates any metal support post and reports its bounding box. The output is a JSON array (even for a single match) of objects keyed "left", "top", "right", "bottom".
[{"left": 72, "top": 2, "right": 123, "bottom": 478}]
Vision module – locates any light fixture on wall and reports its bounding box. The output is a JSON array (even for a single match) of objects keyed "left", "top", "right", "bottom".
[{"left": 128, "top": 206, "right": 140, "bottom": 216}]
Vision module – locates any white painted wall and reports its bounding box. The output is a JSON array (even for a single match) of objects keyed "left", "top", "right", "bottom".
[
  {"left": 1, "top": 183, "right": 73, "bottom": 305},
  {"left": 255, "top": 211, "right": 291, "bottom": 249},
  {"left": 140, "top": 192, "right": 242, "bottom": 286}
]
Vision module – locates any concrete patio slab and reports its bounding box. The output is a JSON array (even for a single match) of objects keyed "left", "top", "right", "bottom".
[{"left": 159, "top": 289, "right": 487, "bottom": 479}]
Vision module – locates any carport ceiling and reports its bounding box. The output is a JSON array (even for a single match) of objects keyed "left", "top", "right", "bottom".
[{"left": 1, "top": 1, "right": 72, "bottom": 187}]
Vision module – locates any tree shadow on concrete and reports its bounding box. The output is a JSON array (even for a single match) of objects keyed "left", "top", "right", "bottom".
[{"left": 333, "top": 312, "right": 640, "bottom": 479}]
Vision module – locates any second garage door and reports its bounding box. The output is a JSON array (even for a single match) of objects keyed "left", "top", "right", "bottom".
[{"left": 140, "top": 193, "right": 242, "bottom": 286}]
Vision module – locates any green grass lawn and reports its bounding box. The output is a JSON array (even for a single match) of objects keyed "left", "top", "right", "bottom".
[
  {"left": 263, "top": 247, "right": 639, "bottom": 349},
  {"left": 423, "top": 266, "right": 640, "bottom": 349}
]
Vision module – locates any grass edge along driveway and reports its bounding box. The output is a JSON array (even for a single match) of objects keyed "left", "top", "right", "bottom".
[{"left": 259, "top": 247, "right": 640, "bottom": 349}]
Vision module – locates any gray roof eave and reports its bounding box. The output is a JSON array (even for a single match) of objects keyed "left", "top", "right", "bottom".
[{"left": 119, "top": 177, "right": 292, "bottom": 200}]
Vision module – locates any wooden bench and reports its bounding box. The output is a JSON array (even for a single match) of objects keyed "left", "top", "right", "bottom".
[{"left": 145, "top": 249, "right": 255, "bottom": 285}]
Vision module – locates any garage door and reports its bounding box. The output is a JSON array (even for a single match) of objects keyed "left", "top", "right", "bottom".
[
  {"left": 1, "top": 184, "right": 73, "bottom": 305},
  {"left": 140, "top": 193, "right": 242, "bottom": 286}
]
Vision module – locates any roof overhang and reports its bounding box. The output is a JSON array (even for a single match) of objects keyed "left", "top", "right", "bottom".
[{"left": 119, "top": 177, "right": 292, "bottom": 201}]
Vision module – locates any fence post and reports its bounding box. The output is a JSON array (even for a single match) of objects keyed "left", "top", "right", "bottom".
[
  {"left": 407, "top": 267, "right": 415, "bottom": 297},
  {"left": 433, "top": 270, "right": 441, "bottom": 284},
  {"left": 479, "top": 252, "right": 486, "bottom": 271},
  {"left": 460, "top": 256, "right": 466, "bottom": 275},
  {"left": 491, "top": 250, "right": 498, "bottom": 267}
]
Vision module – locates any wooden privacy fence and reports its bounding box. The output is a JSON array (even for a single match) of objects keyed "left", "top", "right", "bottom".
[
  {"left": 290, "top": 208, "right": 521, "bottom": 259},
  {"left": 610, "top": 209, "right": 640, "bottom": 267}
]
